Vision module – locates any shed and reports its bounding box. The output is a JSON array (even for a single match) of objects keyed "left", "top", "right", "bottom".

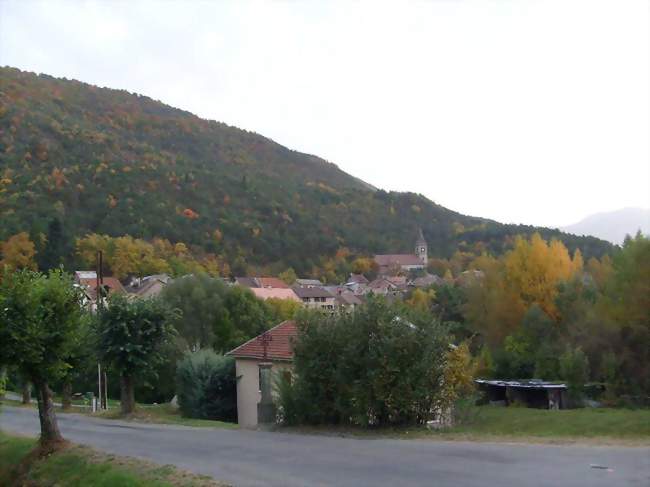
[{"left": 475, "top": 379, "right": 568, "bottom": 410}]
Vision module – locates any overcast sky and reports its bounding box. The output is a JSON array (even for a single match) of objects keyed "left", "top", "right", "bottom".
[{"left": 1, "top": 0, "right": 648, "bottom": 227}]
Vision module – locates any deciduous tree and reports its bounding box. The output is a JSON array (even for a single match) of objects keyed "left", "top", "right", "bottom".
[{"left": 0, "top": 269, "right": 84, "bottom": 447}]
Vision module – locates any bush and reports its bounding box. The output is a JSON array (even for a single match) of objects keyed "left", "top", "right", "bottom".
[
  {"left": 175, "top": 350, "right": 237, "bottom": 422},
  {"left": 278, "top": 298, "right": 451, "bottom": 427},
  {"left": 559, "top": 346, "right": 589, "bottom": 405}
]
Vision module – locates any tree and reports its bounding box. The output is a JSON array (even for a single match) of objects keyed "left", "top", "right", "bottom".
[
  {"left": 96, "top": 295, "right": 176, "bottom": 414},
  {"left": 38, "top": 218, "right": 68, "bottom": 271},
  {"left": 175, "top": 350, "right": 237, "bottom": 421},
  {"left": 0, "top": 269, "right": 84, "bottom": 447},
  {"left": 279, "top": 299, "right": 450, "bottom": 427},
  {"left": 599, "top": 233, "right": 650, "bottom": 395},
  {"left": 503, "top": 233, "right": 578, "bottom": 320},
  {"left": 265, "top": 297, "right": 302, "bottom": 322},
  {"left": 161, "top": 274, "right": 232, "bottom": 351},
  {"left": 278, "top": 268, "right": 297, "bottom": 285},
  {"left": 1, "top": 232, "right": 37, "bottom": 271}
]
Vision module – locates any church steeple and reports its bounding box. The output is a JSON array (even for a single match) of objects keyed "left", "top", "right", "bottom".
[{"left": 415, "top": 228, "right": 427, "bottom": 264}]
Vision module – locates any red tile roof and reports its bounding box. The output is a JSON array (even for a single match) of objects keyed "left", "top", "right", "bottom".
[
  {"left": 228, "top": 320, "right": 298, "bottom": 361},
  {"left": 78, "top": 277, "right": 126, "bottom": 299},
  {"left": 250, "top": 288, "right": 300, "bottom": 301},
  {"left": 258, "top": 277, "right": 290, "bottom": 289}
]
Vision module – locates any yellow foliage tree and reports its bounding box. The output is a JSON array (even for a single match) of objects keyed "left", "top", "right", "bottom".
[
  {"left": 406, "top": 288, "right": 436, "bottom": 311},
  {"left": 503, "top": 233, "right": 578, "bottom": 320},
  {"left": 0, "top": 232, "right": 37, "bottom": 271},
  {"left": 351, "top": 257, "right": 374, "bottom": 275}
]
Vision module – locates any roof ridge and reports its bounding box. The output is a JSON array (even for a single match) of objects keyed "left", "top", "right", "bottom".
[{"left": 226, "top": 320, "right": 295, "bottom": 356}]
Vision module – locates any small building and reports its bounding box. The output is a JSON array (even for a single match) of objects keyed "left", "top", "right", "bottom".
[
  {"left": 475, "top": 379, "right": 568, "bottom": 410},
  {"left": 364, "top": 277, "right": 403, "bottom": 296},
  {"left": 294, "top": 278, "right": 323, "bottom": 288},
  {"left": 235, "top": 277, "right": 290, "bottom": 289},
  {"left": 334, "top": 290, "right": 364, "bottom": 310},
  {"left": 411, "top": 273, "right": 445, "bottom": 288},
  {"left": 292, "top": 286, "right": 336, "bottom": 311},
  {"left": 227, "top": 321, "right": 298, "bottom": 427},
  {"left": 250, "top": 287, "right": 300, "bottom": 302},
  {"left": 124, "top": 274, "right": 172, "bottom": 299}
]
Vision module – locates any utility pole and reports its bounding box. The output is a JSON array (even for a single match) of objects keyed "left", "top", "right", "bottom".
[{"left": 96, "top": 250, "right": 106, "bottom": 411}]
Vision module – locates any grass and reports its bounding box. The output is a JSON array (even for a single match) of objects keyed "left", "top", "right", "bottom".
[
  {"left": 1, "top": 393, "right": 238, "bottom": 430},
  {"left": 0, "top": 430, "right": 227, "bottom": 487},
  {"left": 279, "top": 406, "right": 650, "bottom": 446},
  {"left": 437, "top": 405, "right": 650, "bottom": 441},
  {"left": 97, "top": 403, "right": 238, "bottom": 429}
]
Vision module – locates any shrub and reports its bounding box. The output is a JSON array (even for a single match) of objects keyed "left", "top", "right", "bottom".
[
  {"left": 175, "top": 350, "right": 237, "bottom": 422},
  {"left": 278, "top": 298, "right": 451, "bottom": 427},
  {"left": 559, "top": 347, "right": 590, "bottom": 405}
]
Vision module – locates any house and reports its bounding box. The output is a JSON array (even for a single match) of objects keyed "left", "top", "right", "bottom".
[
  {"left": 347, "top": 273, "right": 369, "bottom": 285},
  {"left": 74, "top": 271, "right": 126, "bottom": 311},
  {"left": 292, "top": 286, "right": 336, "bottom": 311},
  {"left": 124, "top": 274, "right": 172, "bottom": 299},
  {"left": 227, "top": 321, "right": 298, "bottom": 427},
  {"left": 294, "top": 278, "right": 323, "bottom": 288},
  {"left": 250, "top": 288, "right": 300, "bottom": 302},
  {"left": 374, "top": 229, "right": 428, "bottom": 275},
  {"left": 235, "top": 277, "right": 290, "bottom": 289},
  {"left": 411, "top": 273, "right": 445, "bottom": 288},
  {"left": 364, "top": 277, "right": 404, "bottom": 296},
  {"left": 334, "top": 290, "right": 364, "bottom": 310}
]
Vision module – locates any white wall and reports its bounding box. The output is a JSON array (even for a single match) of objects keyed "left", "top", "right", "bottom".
[{"left": 235, "top": 359, "right": 293, "bottom": 427}]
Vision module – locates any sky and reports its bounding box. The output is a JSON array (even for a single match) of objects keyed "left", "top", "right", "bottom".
[{"left": 1, "top": 0, "right": 648, "bottom": 227}]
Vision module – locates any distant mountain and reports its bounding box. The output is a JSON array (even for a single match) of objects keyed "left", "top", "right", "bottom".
[
  {"left": 561, "top": 208, "right": 650, "bottom": 245},
  {"left": 0, "top": 67, "right": 612, "bottom": 274}
]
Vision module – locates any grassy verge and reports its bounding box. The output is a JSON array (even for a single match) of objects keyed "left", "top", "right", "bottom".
[
  {"left": 97, "top": 403, "right": 238, "bottom": 429},
  {"left": 1, "top": 395, "right": 238, "bottom": 430},
  {"left": 278, "top": 406, "right": 650, "bottom": 445},
  {"left": 0, "top": 430, "right": 227, "bottom": 486}
]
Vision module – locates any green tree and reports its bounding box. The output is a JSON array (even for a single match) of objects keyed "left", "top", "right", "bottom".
[
  {"left": 96, "top": 295, "right": 176, "bottom": 414},
  {"left": 0, "top": 269, "right": 84, "bottom": 447},
  {"left": 279, "top": 299, "right": 449, "bottom": 427},
  {"left": 162, "top": 274, "right": 232, "bottom": 351},
  {"left": 175, "top": 350, "right": 237, "bottom": 421}
]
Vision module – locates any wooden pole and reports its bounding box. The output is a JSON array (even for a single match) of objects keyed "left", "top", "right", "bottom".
[{"left": 97, "top": 363, "right": 102, "bottom": 413}]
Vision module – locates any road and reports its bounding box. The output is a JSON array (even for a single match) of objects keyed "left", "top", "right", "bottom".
[{"left": 1, "top": 406, "right": 648, "bottom": 487}]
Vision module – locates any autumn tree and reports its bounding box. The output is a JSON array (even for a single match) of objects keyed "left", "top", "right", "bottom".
[
  {"left": 0, "top": 269, "right": 84, "bottom": 447},
  {"left": 96, "top": 294, "right": 176, "bottom": 414},
  {"left": 503, "top": 233, "right": 581, "bottom": 321},
  {"left": 279, "top": 267, "right": 298, "bottom": 285},
  {"left": 1, "top": 232, "right": 37, "bottom": 271}
]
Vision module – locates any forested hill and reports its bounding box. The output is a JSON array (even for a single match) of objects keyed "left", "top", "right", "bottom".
[{"left": 0, "top": 67, "right": 611, "bottom": 275}]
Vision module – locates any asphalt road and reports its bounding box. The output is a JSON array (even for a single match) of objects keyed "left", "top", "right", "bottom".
[{"left": 1, "top": 406, "right": 648, "bottom": 487}]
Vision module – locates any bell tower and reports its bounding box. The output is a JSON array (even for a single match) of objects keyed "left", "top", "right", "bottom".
[{"left": 415, "top": 228, "right": 427, "bottom": 264}]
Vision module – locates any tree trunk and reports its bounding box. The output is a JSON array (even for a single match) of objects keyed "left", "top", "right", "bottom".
[
  {"left": 33, "top": 379, "right": 64, "bottom": 446},
  {"left": 120, "top": 374, "right": 135, "bottom": 415},
  {"left": 0, "top": 367, "right": 7, "bottom": 399},
  {"left": 61, "top": 381, "right": 72, "bottom": 411},
  {"left": 22, "top": 381, "right": 31, "bottom": 404}
]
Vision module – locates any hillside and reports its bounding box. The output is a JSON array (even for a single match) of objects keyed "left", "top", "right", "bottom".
[
  {"left": 0, "top": 67, "right": 612, "bottom": 275},
  {"left": 561, "top": 208, "right": 650, "bottom": 245}
]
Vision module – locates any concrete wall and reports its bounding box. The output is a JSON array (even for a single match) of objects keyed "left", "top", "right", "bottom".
[{"left": 235, "top": 359, "right": 293, "bottom": 427}]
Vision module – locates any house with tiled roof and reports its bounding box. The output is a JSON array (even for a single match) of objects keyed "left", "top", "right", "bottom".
[
  {"left": 250, "top": 287, "right": 300, "bottom": 302},
  {"left": 292, "top": 286, "right": 336, "bottom": 311},
  {"left": 235, "top": 277, "right": 290, "bottom": 289},
  {"left": 227, "top": 321, "right": 298, "bottom": 427}
]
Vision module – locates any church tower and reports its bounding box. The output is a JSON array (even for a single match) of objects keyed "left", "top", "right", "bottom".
[{"left": 415, "top": 228, "right": 428, "bottom": 264}]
